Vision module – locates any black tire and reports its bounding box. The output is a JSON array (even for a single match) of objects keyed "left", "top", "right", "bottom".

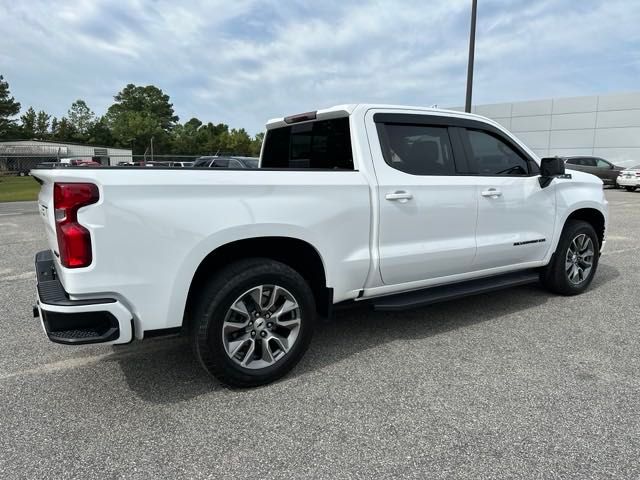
[
  {"left": 192, "top": 258, "right": 315, "bottom": 387},
  {"left": 625, "top": 186, "right": 636, "bottom": 192},
  {"left": 541, "top": 220, "right": 599, "bottom": 295}
]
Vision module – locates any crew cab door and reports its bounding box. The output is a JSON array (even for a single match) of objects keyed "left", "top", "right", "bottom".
[
  {"left": 366, "top": 111, "right": 478, "bottom": 285},
  {"left": 459, "top": 127, "right": 556, "bottom": 269}
]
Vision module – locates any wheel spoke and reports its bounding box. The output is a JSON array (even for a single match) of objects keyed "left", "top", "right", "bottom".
[
  {"left": 240, "top": 340, "right": 256, "bottom": 367},
  {"left": 268, "top": 332, "right": 290, "bottom": 354},
  {"left": 263, "top": 286, "right": 280, "bottom": 310},
  {"left": 229, "top": 299, "right": 250, "bottom": 319},
  {"left": 570, "top": 264, "right": 579, "bottom": 281},
  {"left": 261, "top": 338, "right": 275, "bottom": 364},
  {"left": 228, "top": 335, "right": 251, "bottom": 357},
  {"left": 276, "top": 317, "right": 301, "bottom": 329},
  {"left": 579, "top": 257, "right": 592, "bottom": 268},
  {"left": 273, "top": 299, "right": 298, "bottom": 319},
  {"left": 248, "top": 285, "right": 264, "bottom": 310}
]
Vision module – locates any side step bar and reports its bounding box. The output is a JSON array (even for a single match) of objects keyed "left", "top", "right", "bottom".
[{"left": 372, "top": 270, "right": 541, "bottom": 311}]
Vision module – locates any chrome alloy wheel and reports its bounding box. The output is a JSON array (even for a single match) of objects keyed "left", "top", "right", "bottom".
[
  {"left": 222, "top": 285, "right": 302, "bottom": 369},
  {"left": 565, "top": 234, "right": 595, "bottom": 285}
]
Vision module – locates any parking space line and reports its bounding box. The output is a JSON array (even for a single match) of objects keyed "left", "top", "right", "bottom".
[{"left": 0, "top": 340, "right": 181, "bottom": 381}]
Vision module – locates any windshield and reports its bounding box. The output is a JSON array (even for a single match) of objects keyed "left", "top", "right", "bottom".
[{"left": 241, "top": 158, "right": 259, "bottom": 168}]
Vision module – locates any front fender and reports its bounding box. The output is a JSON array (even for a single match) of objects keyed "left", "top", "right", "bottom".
[{"left": 546, "top": 173, "right": 608, "bottom": 260}]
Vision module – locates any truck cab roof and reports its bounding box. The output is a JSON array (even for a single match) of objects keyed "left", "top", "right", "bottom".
[{"left": 265, "top": 104, "right": 495, "bottom": 130}]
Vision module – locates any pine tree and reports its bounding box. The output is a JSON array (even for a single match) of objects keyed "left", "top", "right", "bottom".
[
  {"left": 20, "top": 106, "right": 37, "bottom": 138},
  {"left": 0, "top": 74, "right": 21, "bottom": 138},
  {"left": 35, "top": 110, "right": 51, "bottom": 138}
]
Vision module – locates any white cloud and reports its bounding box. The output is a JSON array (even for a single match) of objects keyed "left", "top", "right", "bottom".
[{"left": 1, "top": 0, "right": 639, "bottom": 134}]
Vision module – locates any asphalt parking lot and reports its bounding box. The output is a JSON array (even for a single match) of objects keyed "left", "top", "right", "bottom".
[{"left": 1, "top": 191, "right": 639, "bottom": 479}]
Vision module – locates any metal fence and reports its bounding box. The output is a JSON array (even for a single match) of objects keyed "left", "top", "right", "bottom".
[{"left": 0, "top": 154, "right": 228, "bottom": 174}]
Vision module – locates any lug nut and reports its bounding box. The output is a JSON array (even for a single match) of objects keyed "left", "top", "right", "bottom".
[
  {"left": 260, "top": 331, "right": 267, "bottom": 337},
  {"left": 249, "top": 320, "right": 254, "bottom": 326},
  {"left": 251, "top": 330, "right": 256, "bottom": 337},
  {"left": 254, "top": 311, "right": 260, "bottom": 317},
  {"left": 267, "top": 322, "right": 273, "bottom": 329},
  {"left": 265, "top": 313, "right": 271, "bottom": 319}
]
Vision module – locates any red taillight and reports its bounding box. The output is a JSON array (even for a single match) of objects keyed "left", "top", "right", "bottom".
[{"left": 53, "top": 183, "right": 99, "bottom": 268}]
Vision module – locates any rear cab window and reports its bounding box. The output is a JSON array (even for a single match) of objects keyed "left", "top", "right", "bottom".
[{"left": 261, "top": 117, "right": 354, "bottom": 169}]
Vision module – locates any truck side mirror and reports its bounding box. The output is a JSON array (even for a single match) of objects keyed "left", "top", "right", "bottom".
[{"left": 539, "top": 157, "right": 565, "bottom": 188}]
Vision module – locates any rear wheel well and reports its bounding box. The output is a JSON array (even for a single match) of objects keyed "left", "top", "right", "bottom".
[
  {"left": 184, "top": 237, "right": 331, "bottom": 327},
  {"left": 565, "top": 208, "right": 605, "bottom": 248}
]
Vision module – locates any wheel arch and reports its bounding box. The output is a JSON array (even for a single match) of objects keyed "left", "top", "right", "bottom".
[
  {"left": 564, "top": 207, "right": 606, "bottom": 249},
  {"left": 183, "top": 236, "right": 332, "bottom": 327}
]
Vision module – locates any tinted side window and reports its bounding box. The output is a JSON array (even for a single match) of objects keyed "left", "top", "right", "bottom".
[
  {"left": 465, "top": 129, "right": 529, "bottom": 175},
  {"left": 565, "top": 158, "right": 578, "bottom": 165},
  {"left": 261, "top": 118, "right": 353, "bottom": 169},
  {"left": 596, "top": 158, "right": 611, "bottom": 168},
  {"left": 378, "top": 124, "right": 455, "bottom": 175},
  {"left": 582, "top": 157, "right": 597, "bottom": 167}
]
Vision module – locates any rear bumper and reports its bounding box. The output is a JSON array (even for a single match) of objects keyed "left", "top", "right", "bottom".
[{"left": 34, "top": 250, "right": 133, "bottom": 345}]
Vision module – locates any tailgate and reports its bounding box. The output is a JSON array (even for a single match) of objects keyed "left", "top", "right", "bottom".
[{"left": 35, "top": 176, "right": 59, "bottom": 256}]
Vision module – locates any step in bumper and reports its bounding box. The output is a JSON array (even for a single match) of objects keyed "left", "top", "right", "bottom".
[{"left": 34, "top": 250, "right": 133, "bottom": 345}]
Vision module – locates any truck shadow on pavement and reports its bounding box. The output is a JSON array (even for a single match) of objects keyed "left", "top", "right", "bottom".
[{"left": 114, "top": 262, "right": 619, "bottom": 404}]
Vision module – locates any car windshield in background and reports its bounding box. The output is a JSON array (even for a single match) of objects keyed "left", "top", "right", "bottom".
[
  {"left": 238, "top": 158, "right": 259, "bottom": 168},
  {"left": 194, "top": 158, "right": 213, "bottom": 167}
]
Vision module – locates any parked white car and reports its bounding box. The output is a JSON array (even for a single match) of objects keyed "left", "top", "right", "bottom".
[
  {"left": 617, "top": 166, "right": 640, "bottom": 191},
  {"left": 31, "top": 104, "right": 608, "bottom": 387}
]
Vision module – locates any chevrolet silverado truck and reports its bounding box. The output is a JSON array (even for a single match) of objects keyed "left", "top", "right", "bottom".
[{"left": 31, "top": 104, "right": 608, "bottom": 387}]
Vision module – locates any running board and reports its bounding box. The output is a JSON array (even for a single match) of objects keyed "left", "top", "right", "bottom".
[{"left": 372, "top": 270, "right": 540, "bottom": 311}]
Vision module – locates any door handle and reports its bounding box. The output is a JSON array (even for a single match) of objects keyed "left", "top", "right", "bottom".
[
  {"left": 385, "top": 191, "right": 413, "bottom": 202},
  {"left": 481, "top": 188, "right": 502, "bottom": 198}
]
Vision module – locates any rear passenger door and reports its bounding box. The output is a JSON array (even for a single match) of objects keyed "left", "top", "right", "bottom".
[
  {"left": 368, "top": 112, "right": 479, "bottom": 285},
  {"left": 460, "top": 127, "right": 556, "bottom": 270}
]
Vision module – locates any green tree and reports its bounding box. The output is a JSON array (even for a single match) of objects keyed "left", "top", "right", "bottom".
[
  {"left": 169, "top": 117, "right": 203, "bottom": 154},
  {"left": 250, "top": 132, "right": 264, "bottom": 156},
  {"left": 86, "top": 116, "right": 114, "bottom": 146},
  {"left": 109, "top": 110, "right": 166, "bottom": 154},
  {"left": 51, "top": 117, "right": 76, "bottom": 142},
  {"left": 224, "top": 128, "right": 253, "bottom": 155},
  {"left": 195, "top": 122, "right": 229, "bottom": 154},
  {"left": 35, "top": 110, "right": 51, "bottom": 138},
  {"left": 106, "top": 84, "right": 178, "bottom": 153},
  {"left": 68, "top": 99, "right": 95, "bottom": 137},
  {"left": 0, "top": 74, "right": 21, "bottom": 138},
  {"left": 20, "top": 106, "right": 37, "bottom": 138}
]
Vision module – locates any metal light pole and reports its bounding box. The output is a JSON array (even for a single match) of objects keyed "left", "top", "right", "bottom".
[{"left": 465, "top": 0, "right": 478, "bottom": 113}]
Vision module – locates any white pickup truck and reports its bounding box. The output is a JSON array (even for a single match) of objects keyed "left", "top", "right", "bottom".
[{"left": 31, "top": 104, "right": 608, "bottom": 387}]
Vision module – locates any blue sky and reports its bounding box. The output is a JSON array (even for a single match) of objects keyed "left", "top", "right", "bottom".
[{"left": 1, "top": 0, "right": 639, "bottom": 134}]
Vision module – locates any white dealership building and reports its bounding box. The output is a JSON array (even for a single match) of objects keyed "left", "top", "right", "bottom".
[{"left": 455, "top": 91, "right": 640, "bottom": 167}]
